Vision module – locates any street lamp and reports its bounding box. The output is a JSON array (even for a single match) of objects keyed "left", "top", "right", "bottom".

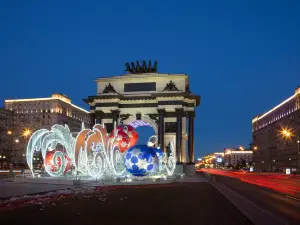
[
  {"left": 281, "top": 128, "right": 300, "bottom": 173},
  {"left": 15, "top": 139, "right": 19, "bottom": 143},
  {"left": 281, "top": 129, "right": 291, "bottom": 137},
  {"left": 22, "top": 129, "right": 32, "bottom": 137},
  {"left": 7, "top": 130, "right": 12, "bottom": 135},
  {"left": 22, "top": 128, "right": 32, "bottom": 165}
]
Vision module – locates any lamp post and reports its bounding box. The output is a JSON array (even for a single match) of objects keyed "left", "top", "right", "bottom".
[
  {"left": 22, "top": 129, "right": 32, "bottom": 166},
  {"left": 12, "top": 138, "right": 19, "bottom": 168},
  {"left": 281, "top": 128, "right": 300, "bottom": 173},
  {"left": 252, "top": 145, "right": 258, "bottom": 171},
  {"left": 7, "top": 130, "right": 13, "bottom": 165},
  {"left": 7, "top": 128, "right": 32, "bottom": 168}
]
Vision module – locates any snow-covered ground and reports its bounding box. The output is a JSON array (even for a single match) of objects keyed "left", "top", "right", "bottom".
[
  {"left": 0, "top": 179, "right": 72, "bottom": 198},
  {"left": 0, "top": 174, "right": 206, "bottom": 200}
]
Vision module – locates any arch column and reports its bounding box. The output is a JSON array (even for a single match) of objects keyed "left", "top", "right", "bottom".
[
  {"left": 176, "top": 108, "right": 184, "bottom": 164},
  {"left": 187, "top": 111, "right": 195, "bottom": 164},
  {"left": 157, "top": 109, "right": 165, "bottom": 152},
  {"left": 90, "top": 113, "right": 96, "bottom": 129},
  {"left": 94, "top": 110, "right": 105, "bottom": 127},
  {"left": 111, "top": 110, "right": 120, "bottom": 126}
]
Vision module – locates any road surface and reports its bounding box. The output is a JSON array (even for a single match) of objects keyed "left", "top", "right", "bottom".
[{"left": 199, "top": 169, "right": 300, "bottom": 225}]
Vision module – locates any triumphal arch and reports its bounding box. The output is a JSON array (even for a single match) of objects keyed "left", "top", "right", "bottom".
[{"left": 84, "top": 61, "right": 200, "bottom": 173}]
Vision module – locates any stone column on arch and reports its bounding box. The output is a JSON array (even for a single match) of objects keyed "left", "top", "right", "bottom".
[
  {"left": 111, "top": 110, "right": 120, "bottom": 126},
  {"left": 157, "top": 109, "right": 165, "bottom": 152},
  {"left": 90, "top": 113, "right": 96, "bottom": 129},
  {"left": 187, "top": 111, "right": 195, "bottom": 164},
  {"left": 176, "top": 108, "right": 184, "bottom": 164},
  {"left": 95, "top": 110, "right": 104, "bottom": 125}
]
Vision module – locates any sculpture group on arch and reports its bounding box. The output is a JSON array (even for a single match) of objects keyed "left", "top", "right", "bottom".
[{"left": 26, "top": 122, "right": 176, "bottom": 179}]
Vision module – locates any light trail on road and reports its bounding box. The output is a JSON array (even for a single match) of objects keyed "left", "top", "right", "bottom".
[{"left": 199, "top": 168, "right": 300, "bottom": 196}]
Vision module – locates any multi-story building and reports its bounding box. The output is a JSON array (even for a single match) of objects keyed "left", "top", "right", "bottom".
[
  {"left": 199, "top": 152, "right": 224, "bottom": 168},
  {"left": 1, "top": 93, "right": 91, "bottom": 165},
  {"left": 0, "top": 109, "right": 14, "bottom": 168},
  {"left": 214, "top": 152, "right": 224, "bottom": 166},
  {"left": 224, "top": 148, "right": 253, "bottom": 166},
  {"left": 252, "top": 86, "right": 300, "bottom": 172}
]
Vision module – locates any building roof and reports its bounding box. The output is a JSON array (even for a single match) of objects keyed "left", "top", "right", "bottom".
[
  {"left": 95, "top": 73, "right": 188, "bottom": 81},
  {"left": 252, "top": 86, "right": 300, "bottom": 124},
  {"left": 4, "top": 93, "right": 89, "bottom": 113}
]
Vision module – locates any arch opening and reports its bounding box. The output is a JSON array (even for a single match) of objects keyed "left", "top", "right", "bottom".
[{"left": 122, "top": 116, "right": 158, "bottom": 146}]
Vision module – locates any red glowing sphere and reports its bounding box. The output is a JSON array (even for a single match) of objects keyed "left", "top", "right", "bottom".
[
  {"left": 116, "top": 125, "right": 138, "bottom": 148},
  {"left": 109, "top": 130, "right": 131, "bottom": 153},
  {"left": 45, "top": 150, "right": 71, "bottom": 173}
]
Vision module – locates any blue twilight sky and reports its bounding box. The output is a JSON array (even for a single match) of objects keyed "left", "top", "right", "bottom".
[{"left": 0, "top": 0, "right": 300, "bottom": 158}]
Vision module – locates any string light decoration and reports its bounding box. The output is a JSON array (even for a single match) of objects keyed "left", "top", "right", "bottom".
[{"left": 26, "top": 122, "right": 176, "bottom": 179}]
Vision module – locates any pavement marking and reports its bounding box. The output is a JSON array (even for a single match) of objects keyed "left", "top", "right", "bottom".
[
  {"left": 284, "top": 195, "right": 300, "bottom": 202},
  {"left": 212, "top": 182, "right": 288, "bottom": 225}
]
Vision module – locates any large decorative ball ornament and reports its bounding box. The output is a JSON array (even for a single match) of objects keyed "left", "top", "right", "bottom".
[
  {"left": 116, "top": 125, "right": 138, "bottom": 148},
  {"left": 109, "top": 130, "right": 130, "bottom": 153},
  {"left": 152, "top": 147, "right": 163, "bottom": 158},
  {"left": 124, "top": 145, "right": 159, "bottom": 176},
  {"left": 45, "top": 149, "right": 71, "bottom": 173}
]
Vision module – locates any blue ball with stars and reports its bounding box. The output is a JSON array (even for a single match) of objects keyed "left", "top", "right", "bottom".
[
  {"left": 152, "top": 147, "right": 163, "bottom": 158},
  {"left": 124, "top": 145, "right": 159, "bottom": 176}
]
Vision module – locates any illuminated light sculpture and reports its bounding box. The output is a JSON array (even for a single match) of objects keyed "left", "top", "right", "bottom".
[
  {"left": 26, "top": 123, "right": 176, "bottom": 179},
  {"left": 26, "top": 125, "right": 74, "bottom": 177},
  {"left": 108, "top": 130, "right": 131, "bottom": 153},
  {"left": 115, "top": 124, "right": 138, "bottom": 148},
  {"left": 129, "top": 120, "right": 150, "bottom": 128},
  {"left": 124, "top": 145, "right": 159, "bottom": 176},
  {"left": 147, "top": 135, "right": 158, "bottom": 148},
  {"left": 152, "top": 147, "right": 163, "bottom": 158},
  {"left": 73, "top": 124, "right": 126, "bottom": 178},
  {"left": 45, "top": 148, "right": 71, "bottom": 173}
]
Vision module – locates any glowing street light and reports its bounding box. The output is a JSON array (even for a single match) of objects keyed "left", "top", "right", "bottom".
[
  {"left": 15, "top": 139, "right": 19, "bottom": 143},
  {"left": 7, "top": 130, "right": 12, "bottom": 135},
  {"left": 22, "top": 129, "right": 32, "bottom": 137},
  {"left": 253, "top": 146, "right": 258, "bottom": 150},
  {"left": 239, "top": 146, "right": 244, "bottom": 151},
  {"left": 281, "top": 129, "right": 291, "bottom": 138},
  {"left": 280, "top": 127, "right": 300, "bottom": 172}
]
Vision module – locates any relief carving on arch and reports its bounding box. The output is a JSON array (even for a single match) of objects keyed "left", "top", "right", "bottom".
[
  {"left": 163, "top": 80, "right": 179, "bottom": 92},
  {"left": 146, "top": 113, "right": 159, "bottom": 126}
]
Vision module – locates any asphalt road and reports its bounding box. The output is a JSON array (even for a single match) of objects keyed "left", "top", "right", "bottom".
[
  {"left": 200, "top": 169, "right": 300, "bottom": 196},
  {"left": 199, "top": 170, "right": 300, "bottom": 225},
  {"left": 0, "top": 182, "right": 253, "bottom": 225}
]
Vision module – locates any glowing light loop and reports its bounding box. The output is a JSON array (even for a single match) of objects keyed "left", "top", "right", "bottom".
[{"left": 26, "top": 123, "right": 176, "bottom": 179}]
